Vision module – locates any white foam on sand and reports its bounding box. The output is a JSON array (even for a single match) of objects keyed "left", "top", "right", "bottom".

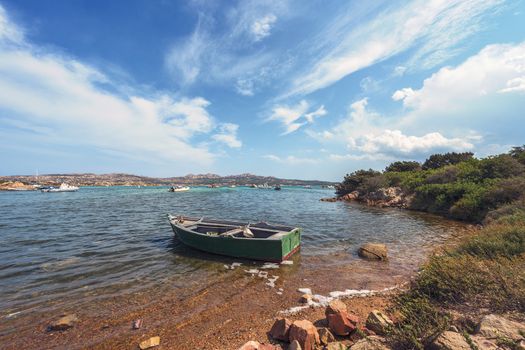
[
  {"left": 244, "top": 269, "right": 280, "bottom": 288},
  {"left": 224, "top": 262, "right": 242, "bottom": 270},
  {"left": 280, "top": 260, "right": 294, "bottom": 265},
  {"left": 261, "top": 263, "right": 280, "bottom": 269},
  {"left": 266, "top": 275, "right": 279, "bottom": 288},
  {"left": 297, "top": 288, "right": 312, "bottom": 295},
  {"left": 279, "top": 285, "right": 400, "bottom": 315}
]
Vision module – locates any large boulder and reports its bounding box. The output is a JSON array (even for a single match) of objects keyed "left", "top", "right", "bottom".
[
  {"left": 269, "top": 318, "right": 291, "bottom": 341},
  {"left": 325, "top": 299, "right": 347, "bottom": 317},
  {"left": 289, "top": 320, "right": 320, "bottom": 350},
  {"left": 429, "top": 331, "right": 470, "bottom": 350},
  {"left": 328, "top": 311, "right": 359, "bottom": 336},
  {"left": 365, "top": 310, "right": 393, "bottom": 335},
  {"left": 47, "top": 314, "right": 78, "bottom": 331},
  {"left": 350, "top": 336, "right": 390, "bottom": 350},
  {"left": 357, "top": 244, "right": 387, "bottom": 260},
  {"left": 476, "top": 314, "right": 525, "bottom": 341}
]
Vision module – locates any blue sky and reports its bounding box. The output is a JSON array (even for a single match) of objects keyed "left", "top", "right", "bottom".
[{"left": 0, "top": 0, "right": 524, "bottom": 181}]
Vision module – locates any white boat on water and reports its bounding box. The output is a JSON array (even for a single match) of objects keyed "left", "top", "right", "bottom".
[
  {"left": 41, "top": 183, "right": 79, "bottom": 192},
  {"left": 168, "top": 186, "right": 190, "bottom": 192}
]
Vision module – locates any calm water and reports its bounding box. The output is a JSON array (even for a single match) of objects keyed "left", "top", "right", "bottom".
[{"left": 0, "top": 186, "right": 463, "bottom": 318}]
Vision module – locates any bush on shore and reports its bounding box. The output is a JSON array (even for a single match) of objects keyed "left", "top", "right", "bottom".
[
  {"left": 336, "top": 146, "right": 525, "bottom": 223},
  {"left": 389, "top": 205, "right": 525, "bottom": 349},
  {"left": 334, "top": 146, "right": 525, "bottom": 349}
]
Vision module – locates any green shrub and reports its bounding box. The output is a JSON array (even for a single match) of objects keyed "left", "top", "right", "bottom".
[
  {"left": 459, "top": 224, "right": 525, "bottom": 259},
  {"left": 509, "top": 145, "right": 525, "bottom": 165},
  {"left": 424, "top": 166, "right": 459, "bottom": 184},
  {"left": 358, "top": 175, "right": 388, "bottom": 193},
  {"left": 479, "top": 155, "right": 525, "bottom": 179},
  {"left": 422, "top": 152, "right": 474, "bottom": 170},
  {"left": 388, "top": 293, "right": 450, "bottom": 350},
  {"left": 385, "top": 161, "right": 421, "bottom": 173},
  {"left": 336, "top": 169, "right": 380, "bottom": 196}
]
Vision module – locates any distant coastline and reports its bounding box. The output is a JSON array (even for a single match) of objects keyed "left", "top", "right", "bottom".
[{"left": 0, "top": 172, "right": 335, "bottom": 190}]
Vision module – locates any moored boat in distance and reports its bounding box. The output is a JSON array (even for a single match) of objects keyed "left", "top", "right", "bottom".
[
  {"left": 168, "top": 186, "right": 190, "bottom": 192},
  {"left": 41, "top": 183, "right": 79, "bottom": 192},
  {"left": 168, "top": 215, "right": 301, "bottom": 262},
  {"left": 274, "top": 184, "right": 281, "bottom": 191}
]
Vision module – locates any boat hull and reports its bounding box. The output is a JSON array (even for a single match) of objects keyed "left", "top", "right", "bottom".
[{"left": 169, "top": 222, "right": 301, "bottom": 262}]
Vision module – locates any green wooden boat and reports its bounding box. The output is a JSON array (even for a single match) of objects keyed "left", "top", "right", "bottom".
[{"left": 168, "top": 215, "right": 301, "bottom": 262}]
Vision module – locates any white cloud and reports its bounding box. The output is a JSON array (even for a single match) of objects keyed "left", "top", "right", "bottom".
[
  {"left": 396, "top": 41, "right": 525, "bottom": 143},
  {"left": 212, "top": 123, "right": 242, "bottom": 148},
  {"left": 499, "top": 76, "right": 525, "bottom": 93},
  {"left": 393, "top": 66, "right": 407, "bottom": 77},
  {"left": 356, "top": 130, "right": 473, "bottom": 156},
  {"left": 392, "top": 88, "right": 415, "bottom": 101},
  {"left": 165, "top": 16, "right": 209, "bottom": 85},
  {"left": 264, "top": 154, "right": 318, "bottom": 165},
  {"left": 0, "top": 5, "right": 240, "bottom": 166},
  {"left": 287, "top": 0, "right": 501, "bottom": 96},
  {"left": 0, "top": 5, "right": 23, "bottom": 44},
  {"left": 304, "top": 105, "right": 327, "bottom": 123},
  {"left": 165, "top": 1, "right": 290, "bottom": 94},
  {"left": 268, "top": 100, "right": 326, "bottom": 134},
  {"left": 235, "top": 78, "right": 255, "bottom": 96},
  {"left": 251, "top": 14, "right": 277, "bottom": 41},
  {"left": 308, "top": 98, "right": 475, "bottom": 159}
]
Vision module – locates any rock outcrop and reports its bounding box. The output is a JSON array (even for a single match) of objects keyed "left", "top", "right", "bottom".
[
  {"left": 350, "top": 336, "right": 390, "bottom": 350},
  {"left": 362, "top": 187, "right": 407, "bottom": 207},
  {"left": 357, "top": 244, "right": 388, "bottom": 260},
  {"left": 269, "top": 318, "right": 291, "bottom": 341},
  {"left": 430, "top": 331, "right": 471, "bottom": 350},
  {"left": 325, "top": 300, "right": 348, "bottom": 317},
  {"left": 333, "top": 187, "right": 413, "bottom": 209},
  {"left": 365, "top": 310, "right": 393, "bottom": 335},
  {"left": 476, "top": 314, "right": 525, "bottom": 341},
  {"left": 289, "top": 320, "right": 320, "bottom": 350},
  {"left": 328, "top": 311, "right": 359, "bottom": 336}
]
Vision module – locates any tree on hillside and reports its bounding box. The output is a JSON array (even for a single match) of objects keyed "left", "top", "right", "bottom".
[
  {"left": 385, "top": 161, "right": 421, "bottom": 172},
  {"left": 509, "top": 145, "right": 525, "bottom": 165},
  {"left": 336, "top": 169, "right": 381, "bottom": 196},
  {"left": 422, "top": 152, "right": 474, "bottom": 170}
]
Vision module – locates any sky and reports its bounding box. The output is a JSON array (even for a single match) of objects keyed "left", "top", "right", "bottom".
[{"left": 0, "top": 0, "right": 524, "bottom": 181}]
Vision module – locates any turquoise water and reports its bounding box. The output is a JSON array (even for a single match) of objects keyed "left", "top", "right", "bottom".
[{"left": 0, "top": 186, "right": 463, "bottom": 317}]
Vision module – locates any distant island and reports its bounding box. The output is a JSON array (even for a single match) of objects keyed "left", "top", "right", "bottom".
[{"left": 0, "top": 172, "right": 335, "bottom": 190}]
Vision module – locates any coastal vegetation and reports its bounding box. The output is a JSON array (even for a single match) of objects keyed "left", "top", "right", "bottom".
[{"left": 335, "top": 146, "right": 525, "bottom": 349}]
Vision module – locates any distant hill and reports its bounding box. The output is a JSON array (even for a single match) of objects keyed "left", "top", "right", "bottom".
[{"left": 0, "top": 173, "right": 334, "bottom": 187}]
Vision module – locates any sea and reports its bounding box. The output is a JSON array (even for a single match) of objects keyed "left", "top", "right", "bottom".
[{"left": 0, "top": 185, "right": 466, "bottom": 322}]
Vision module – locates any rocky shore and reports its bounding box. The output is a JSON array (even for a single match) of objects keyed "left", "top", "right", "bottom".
[
  {"left": 238, "top": 300, "right": 525, "bottom": 350},
  {"left": 320, "top": 187, "right": 412, "bottom": 209}
]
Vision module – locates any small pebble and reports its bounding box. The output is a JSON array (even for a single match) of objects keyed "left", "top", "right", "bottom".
[{"left": 132, "top": 319, "right": 142, "bottom": 329}]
